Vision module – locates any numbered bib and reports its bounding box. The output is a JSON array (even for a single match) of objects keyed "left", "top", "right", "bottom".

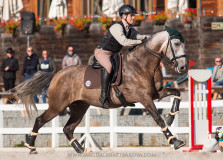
[{"left": 41, "top": 64, "right": 49, "bottom": 69}]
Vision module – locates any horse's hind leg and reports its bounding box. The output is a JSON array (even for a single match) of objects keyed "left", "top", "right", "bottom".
[
  {"left": 63, "top": 101, "right": 89, "bottom": 153},
  {"left": 154, "top": 87, "right": 181, "bottom": 126},
  {"left": 141, "top": 97, "right": 185, "bottom": 150},
  {"left": 26, "top": 109, "right": 61, "bottom": 154}
]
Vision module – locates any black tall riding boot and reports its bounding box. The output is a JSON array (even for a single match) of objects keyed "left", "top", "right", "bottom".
[{"left": 99, "top": 68, "right": 110, "bottom": 109}]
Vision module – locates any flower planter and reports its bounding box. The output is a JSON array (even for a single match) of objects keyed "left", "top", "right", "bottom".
[
  {"left": 35, "top": 25, "right": 41, "bottom": 32},
  {"left": 55, "top": 32, "right": 63, "bottom": 38},
  {"left": 134, "top": 20, "right": 142, "bottom": 26},
  {"left": 1, "top": 33, "right": 13, "bottom": 38},
  {"left": 0, "top": 27, "right": 5, "bottom": 34},
  {"left": 154, "top": 20, "right": 166, "bottom": 26},
  {"left": 105, "top": 22, "right": 112, "bottom": 31},
  {"left": 83, "top": 23, "right": 91, "bottom": 33},
  {"left": 185, "top": 20, "right": 192, "bottom": 24},
  {"left": 60, "top": 24, "right": 66, "bottom": 35}
]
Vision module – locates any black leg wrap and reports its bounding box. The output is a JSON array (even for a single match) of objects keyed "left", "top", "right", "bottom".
[
  {"left": 71, "top": 139, "right": 84, "bottom": 154},
  {"left": 29, "top": 135, "right": 37, "bottom": 147},
  {"left": 162, "top": 127, "right": 174, "bottom": 143},
  {"left": 165, "top": 98, "right": 181, "bottom": 126},
  {"left": 162, "top": 127, "right": 185, "bottom": 150},
  {"left": 170, "top": 98, "right": 181, "bottom": 113},
  {"left": 25, "top": 135, "right": 38, "bottom": 154},
  {"left": 165, "top": 113, "right": 175, "bottom": 126}
]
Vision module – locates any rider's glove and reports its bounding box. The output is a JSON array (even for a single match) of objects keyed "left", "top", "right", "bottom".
[{"left": 142, "top": 37, "right": 148, "bottom": 44}]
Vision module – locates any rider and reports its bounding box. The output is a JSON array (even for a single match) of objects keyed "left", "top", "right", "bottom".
[{"left": 94, "top": 4, "right": 150, "bottom": 109}]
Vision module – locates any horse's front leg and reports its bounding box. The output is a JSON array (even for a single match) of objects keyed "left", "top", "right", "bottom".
[
  {"left": 141, "top": 97, "right": 185, "bottom": 150},
  {"left": 154, "top": 87, "right": 181, "bottom": 126}
]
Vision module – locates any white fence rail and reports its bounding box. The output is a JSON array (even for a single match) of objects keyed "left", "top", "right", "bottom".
[{"left": 0, "top": 100, "right": 223, "bottom": 148}]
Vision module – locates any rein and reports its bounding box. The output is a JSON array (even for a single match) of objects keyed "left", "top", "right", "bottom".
[{"left": 143, "top": 34, "right": 186, "bottom": 68}]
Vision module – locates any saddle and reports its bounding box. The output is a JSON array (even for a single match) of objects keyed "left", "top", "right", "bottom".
[
  {"left": 84, "top": 53, "right": 121, "bottom": 89},
  {"left": 84, "top": 52, "right": 134, "bottom": 107}
]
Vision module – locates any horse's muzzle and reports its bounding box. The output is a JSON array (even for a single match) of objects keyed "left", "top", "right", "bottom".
[{"left": 175, "top": 64, "right": 188, "bottom": 73}]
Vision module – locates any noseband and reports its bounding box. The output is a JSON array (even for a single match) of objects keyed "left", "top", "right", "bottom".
[{"left": 144, "top": 35, "right": 186, "bottom": 68}]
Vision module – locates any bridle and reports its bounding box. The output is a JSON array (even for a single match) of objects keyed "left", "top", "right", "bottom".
[{"left": 144, "top": 34, "right": 186, "bottom": 68}]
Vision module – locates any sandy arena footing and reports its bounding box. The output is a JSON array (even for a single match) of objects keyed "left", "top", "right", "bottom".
[{"left": 0, "top": 147, "right": 222, "bottom": 160}]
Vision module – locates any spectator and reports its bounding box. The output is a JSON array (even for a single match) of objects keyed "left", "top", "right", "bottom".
[
  {"left": 38, "top": 50, "right": 57, "bottom": 103},
  {"left": 212, "top": 56, "right": 223, "bottom": 86},
  {"left": 39, "top": 50, "right": 57, "bottom": 73},
  {"left": 21, "top": 47, "right": 39, "bottom": 103},
  {"left": 1, "top": 48, "right": 19, "bottom": 104},
  {"left": 62, "top": 45, "right": 82, "bottom": 69}
]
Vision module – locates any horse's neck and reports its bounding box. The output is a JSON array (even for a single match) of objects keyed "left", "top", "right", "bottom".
[
  {"left": 123, "top": 31, "right": 168, "bottom": 70},
  {"left": 147, "top": 31, "right": 168, "bottom": 53}
]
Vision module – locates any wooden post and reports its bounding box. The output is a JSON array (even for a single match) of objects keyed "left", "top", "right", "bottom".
[
  {"left": 72, "top": 0, "right": 82, "bottom": 17},
  {"left": 217, "top": 0, "right": 223, "bottom": 16},
  {"left": 21, "top": 0, "right": 38, "bottom": 17}
]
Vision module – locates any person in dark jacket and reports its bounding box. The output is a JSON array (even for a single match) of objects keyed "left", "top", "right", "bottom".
[
  {"left": 1, "top": 48, "right": 19, "bottom": 91},
  {"left": 38, "top": 50, "right": 57, "bottom": 103},
  {"left": 22, "top": 47, "right": 39, "bottom": 78},
  {"left": 21, "top": 47, "right": 39, "bottom": 103},
  {"left": 1, "top": 48, "right": 19, "bottom": 104}
]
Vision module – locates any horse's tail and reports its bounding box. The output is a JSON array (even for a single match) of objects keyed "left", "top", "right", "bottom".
[{"left": 14, "top": 71, "right": 55, "bottom": 119}]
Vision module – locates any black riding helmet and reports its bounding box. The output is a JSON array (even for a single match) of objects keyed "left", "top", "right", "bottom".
[{"left": 119, "top": 4, "right": 137, "bottom": 17}]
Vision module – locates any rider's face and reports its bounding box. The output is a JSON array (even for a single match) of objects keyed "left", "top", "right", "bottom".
[{"left": 123, "top": 14, "right": 135, "bottom": 25}]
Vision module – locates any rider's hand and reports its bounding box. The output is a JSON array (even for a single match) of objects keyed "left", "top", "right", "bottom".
[{"left": 142, "top": 37, "right": 148, "bottom": 44}]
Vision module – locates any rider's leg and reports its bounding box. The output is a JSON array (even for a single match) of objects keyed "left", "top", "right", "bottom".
[
  {"left": 99, "top": 68, "right": 110, "bottom": 108},
  {"left": 94, "top": 48, "right": 112, "bottom": 109}
]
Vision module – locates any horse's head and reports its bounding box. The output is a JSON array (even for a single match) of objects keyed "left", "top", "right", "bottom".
[{"left": 163, "top": 26, "right": 188, "bottom": 73}]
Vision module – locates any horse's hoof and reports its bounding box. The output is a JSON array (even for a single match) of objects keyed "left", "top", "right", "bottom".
[
  {"left": 25, "top": 143, "right": 38, "bottom": 154},
  {"left": 173, "top": 139, "right": 185, "bottom": 150},
  {"left": 71, "top": 140, "right": 84, "bottom": 153},
  {"left": 29, "top": 149, "right": 38, "bottom": 154},
  {"left": 165, "top": 113, "right": 175, "bottom": 126}
]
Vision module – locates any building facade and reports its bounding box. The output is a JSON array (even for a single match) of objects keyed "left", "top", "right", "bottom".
[{"left": 21, "top": 0, "right": 223, "bottom": 18}]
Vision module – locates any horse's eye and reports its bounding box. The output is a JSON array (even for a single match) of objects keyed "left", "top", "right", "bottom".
[{"left": 175, "top": 42, "right": 180, "bottom": 46}]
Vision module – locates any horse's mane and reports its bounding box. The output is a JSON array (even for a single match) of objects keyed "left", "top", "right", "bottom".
[
  {"left": 125, "top": 29, "right": 166, "bottom": 53},
  {"left": 151, "top": 29, "right": 166, "bottom": 36}
]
